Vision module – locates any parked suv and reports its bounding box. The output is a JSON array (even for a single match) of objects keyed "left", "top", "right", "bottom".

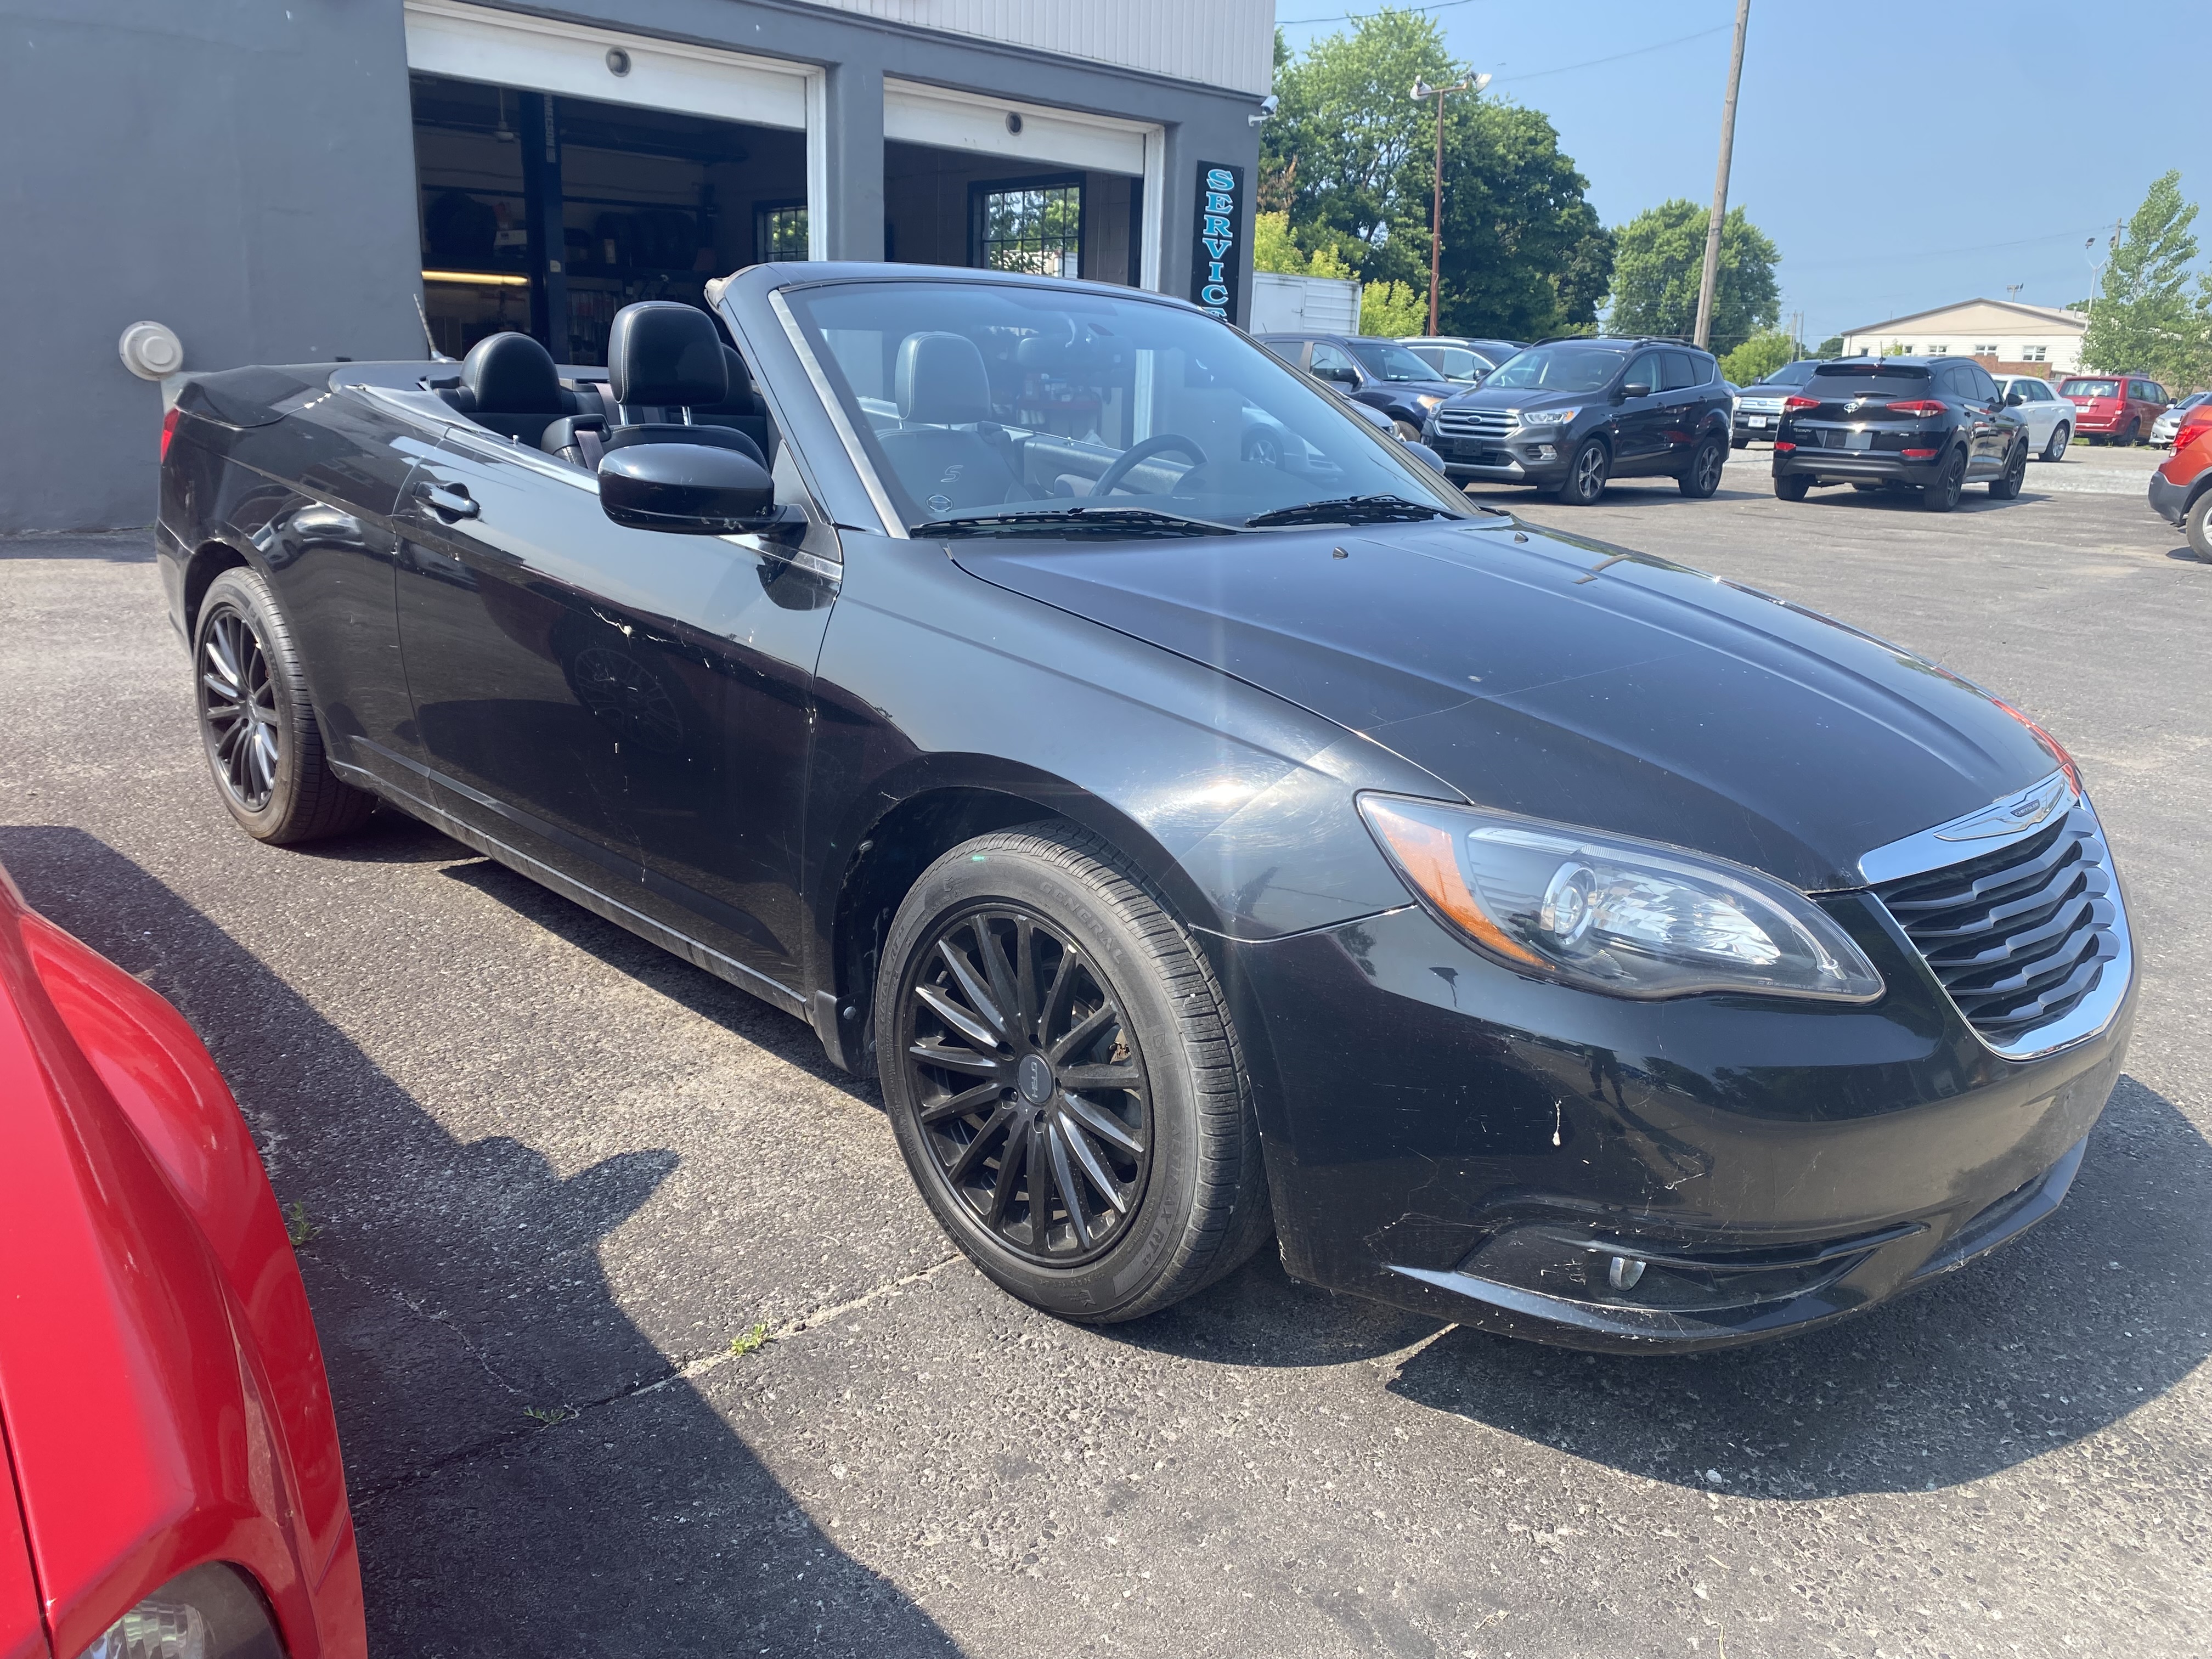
[
  {"left": 2148, "top": 397, "right": 2212, "bottom": 559},
  {"left": 1399, "top": 335, "right": 1525, "bottom": 386},
  {"left": 1731, "top": 358, "right": 1822, "bottom": 445},
  {"left": 1423, "top": 336, "right": 1734, "bottom": 504},
  {"left": 1991, "top": 374, "right": 2076, "bottom": 462},
  {"left": 1254, "top": 333, "right": 1457, "bottom": 438},
  {"left": 2059, "top": 373, "right": 2169, "bottom": 445},
  {"left": 1772, "top": 356, "right": 2029, "bottom": 512}
]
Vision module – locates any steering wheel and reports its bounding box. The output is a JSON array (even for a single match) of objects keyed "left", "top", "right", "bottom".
[{"left": 1091, "top": 433, "right": 1208, "bottom": 498}]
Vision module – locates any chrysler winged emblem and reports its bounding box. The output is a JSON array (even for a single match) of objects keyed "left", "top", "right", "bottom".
[{"left": 1935, "top": 776, "right": 2070, "bottom": 842}]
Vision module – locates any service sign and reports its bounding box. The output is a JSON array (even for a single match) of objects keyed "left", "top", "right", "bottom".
[{"left": 1188, "top": 162, "right": 1246, "bottom": 326}]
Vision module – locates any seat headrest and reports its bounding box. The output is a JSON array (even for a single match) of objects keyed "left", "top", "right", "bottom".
[
  {"left": 608, "top": 302, "right": 727, "bottom": 408},
  {"left": 701, "top": 345, "right": 762, "bottom": 416},
  {"left": 460, "top": 332, "right": 561, "bottom": 414},
  {"left": 896, "top": 332, "right": 992, "bottom": 426}
]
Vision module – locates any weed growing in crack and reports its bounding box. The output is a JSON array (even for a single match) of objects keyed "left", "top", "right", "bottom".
[
  {"left": 283, "top": 1201, "right": 319, "bottom": 1248},
  {"left": 523, "top": 1405, "right": 578, "bottom": 1427},
  {"left": 730, "top": 1323, "right": 772, "bottom": 1357}
]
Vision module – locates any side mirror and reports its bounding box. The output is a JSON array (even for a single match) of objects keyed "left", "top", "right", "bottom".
[
  {"left": 1403, "top": 441, "right": 1448, "bottom": 475},
  {"left": 2005, "top": 390, "right": 2025, "bottom": 406},
  {"left": 599, "top": 443, "right": 788, "bottom": 536},
  {"left": 1315, "top": 363, "right": 1359, "bottom": 385},
  {"left": 1620, "top": 381, "right": 1653, "bottom": 400}
]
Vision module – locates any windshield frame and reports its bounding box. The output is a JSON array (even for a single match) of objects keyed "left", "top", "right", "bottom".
[{"left": 768, "top": 274, "right": 1475, "bottom": 539}]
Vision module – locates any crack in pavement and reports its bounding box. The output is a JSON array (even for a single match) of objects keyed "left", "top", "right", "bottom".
[{"left": 348, "top": 1252, "right": 966, "bottom": 1507}]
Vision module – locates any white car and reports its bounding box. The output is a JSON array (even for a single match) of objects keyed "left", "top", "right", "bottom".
[
  {"left": 1991, "top": 375, "right": 2075, "bottom": 462},
  {"left": 2152, "top": 391, "right": 2211, "bottom": 448}
]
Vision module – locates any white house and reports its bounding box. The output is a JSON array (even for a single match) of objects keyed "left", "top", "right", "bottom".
[{"left": 1838, "top": 298, "right": 2086, "bottom": 377}]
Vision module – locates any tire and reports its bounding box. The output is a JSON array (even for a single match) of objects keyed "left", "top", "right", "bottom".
[
  {"left": 1556, "top": 437, "right": 1610, "bottom": 505},
  {"left": 2187, "top": 490, "right": 2212, "bottom": 563},
  {"left": 1988, "top": 437, "right": 2027, "bottom": 499},
  {"left": 876, "top": 821, "right": 1272, "bottom": 1324},
  {"left": 1392, "top": 419, "right": 1423, "bottom": 442},
  {"left": 1730, "top": 435, "right": 1749, "bottom": 450},
  {"left": 1678, "top": 435, "right": 1726, "bottom": 498},
  {"left": 192, "top": 567, "right": 374, "bottom": 843},
  {"left": 1920, "top": 448, "right": 1966, "bottom": 512},
  {"left": 1773, "top": 473, "right": 1811, "bottom": 502},
  {"left": 2042, "top": 422, "right": 2070, "bottom": 462},
  {"left": 2121, "top": 419, "right": 2141, "bottom": 447}
]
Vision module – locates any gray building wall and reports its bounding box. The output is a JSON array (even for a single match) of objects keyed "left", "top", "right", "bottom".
[{"left": 0, "top": 0, "right": 1261, "bottom": 532}]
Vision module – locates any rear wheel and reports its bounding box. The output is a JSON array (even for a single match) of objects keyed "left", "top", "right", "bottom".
[
  {"left": 193, "top": 567, "right": 373, "bottom": 843},
  {"left": 1988, "top": 437, "right": 2028, "bottom": 499},
  {"left": 2042, "top": 422, "right": 2071, "bottom": 461},
  {"left": 1678, "top": 435, "right": 1726, "bottom": 498},
  {"left": 1556, "top": 437, "right": 1610, "bottom": 505},
  {"left": 1774, "top": 473, "right": 1811, "bottom": 502},
  {"left": 1920, "top": 448, "right": 1967, "bottom": 512},
  {"left": 876, "top": 822, "right": 1272, "bottom": 1323},
  {"left": 2121, "top": 419, "right": 2141, "bottom": 447},
  {"left": 2187, "top": 492, "right": 2212, "bottom": 563}
]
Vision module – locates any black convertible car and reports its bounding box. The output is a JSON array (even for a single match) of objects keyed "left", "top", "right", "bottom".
[{"left": 156, "top": 264, "right": 2134, "bottom": 1351}]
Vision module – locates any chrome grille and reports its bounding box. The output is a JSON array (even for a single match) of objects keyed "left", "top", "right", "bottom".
[
  {"left": 1873, "top": 802, "right": 2126, "bottom": 1058},
  {"left": 1432, "top": 407, "right": 1516, "bottom": 440}
]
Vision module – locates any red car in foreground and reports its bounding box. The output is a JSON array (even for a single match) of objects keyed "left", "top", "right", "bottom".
[
  {"left": 2148, "top": 398, "right": 2212, "bottom": 561},
  {"left": 0, "top": 866, "right": 363, "bottom": 1659}
]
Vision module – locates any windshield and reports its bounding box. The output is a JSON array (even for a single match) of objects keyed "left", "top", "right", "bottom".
[
  {"left": 1757, "top": 359, "right": 1820, "bottom": 389},
  {"left": 2061, "top": 379, "right": 2119, "bottom": 399},
  {"left": 1348, "top": 341, "right": 1443, "bottom": 382},
  {"left": 1481, "top": 344, "right": 1627, "bottom": 394},
  {"left": 779, "top": 280, "right": 1469, "bottom": 534}
]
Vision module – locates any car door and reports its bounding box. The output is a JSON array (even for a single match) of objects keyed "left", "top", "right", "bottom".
[
  {"left": 1946, "top": 363, "right": 2002, "bottom": 475},
  {"left": 1308, "top": 342, "right": 1370, "bottom": 410},
  {"left": 1609, "top": 350, "right": 1669, "bottom": 472},
  {"left": 2023, "top": 380, "right": 2059, "bottom": 447},
  {"left": 1657, "top": 350, "right": 1708, "bottom": 468}
]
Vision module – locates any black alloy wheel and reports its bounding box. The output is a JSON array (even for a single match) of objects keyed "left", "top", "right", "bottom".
[
  {"left": 1678, "top": 435, "right": 1727, "bottom": 498},
  {"left": 2043, "top": 421, "right": 2071, "bottom": 461},
  {"left": 1919, "top": 448, "right": 1967, "bottom": 513},
  {"left": 877, "top": 822, "right": 1272, "bottom": 1323},
  {"left": 900, "top": 905, "right": 1153, "bottom": 1266},
  {"left": 192, "top": 567, "right": 373, "bottom": 843},
  {"left": 1557, "top": 437, "right": 1610, "bottom": 505},
  {"left": 1774, "top": 472, "right": 1811, "bottom": 501},
  {"left": 1988, "top": 437, "right": 2028, "bottom": 500}
]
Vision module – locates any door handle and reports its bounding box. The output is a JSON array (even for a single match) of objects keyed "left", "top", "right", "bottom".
[{"left": 416, "top": 481, "right": 479, "bottom": 520}]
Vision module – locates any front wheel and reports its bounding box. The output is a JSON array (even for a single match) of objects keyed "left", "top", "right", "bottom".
[
  {"left": 876, "top": 822, "right": 1272, "bottom": 1323},
  {"left": 1556, "top": 437, "right": 1610, "bottom": 505},
  {"left": 193, "top": 567, "right": 374, "bottom": 843},
  {"left": 1988, "top": 437, "right": 2027, "bottom": 499},
  {"left": 1920, "top": 448, "right": 1967, "bottom": 512},
  {"left": 2187, "top": 492, "right": 2212, "bottom": 563},
  {"left": 1678, "top": 435, "right": 1726, "bottom": 498},
  {"left": 2042, "top": 422, "right": 2071, "bottom": 461},
  {"left": 1392, "top": 419, "right": 1423, "bottom": 442},
  {"left": 1774, "top": 473, "right": 1812, "bottom": 501}
]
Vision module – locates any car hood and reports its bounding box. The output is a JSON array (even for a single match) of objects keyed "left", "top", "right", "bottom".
[{"left": 949, "top": 517, "right": 2057, "bottom": 891}]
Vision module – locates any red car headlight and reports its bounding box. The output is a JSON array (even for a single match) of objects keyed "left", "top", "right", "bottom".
[{"left": 77, "top": 1564, "right": 282, "bottom": 1659}]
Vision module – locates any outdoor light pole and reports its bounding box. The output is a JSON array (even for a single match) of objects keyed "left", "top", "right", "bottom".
[
  {"left": 1692, "top": 0, "right": 1753, "bottom": 350},
  {"left": 1410, "top": 71, "right": 1490, "bottom": 337}
]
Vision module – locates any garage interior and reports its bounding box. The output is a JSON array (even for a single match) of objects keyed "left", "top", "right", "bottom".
[
  {"left": 409, "top": 71, "right": 805, "bottom": 364},
  {"left": 883, "top": 141, "right": 1141, "bottom": 285}
]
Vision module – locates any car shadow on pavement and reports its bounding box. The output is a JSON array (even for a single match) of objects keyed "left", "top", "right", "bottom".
[
  {"left": 0, "top": 825, "right": 958, "bottom": 1659},
  {"left": 1381, "top": 1075, "right": 2210, "bottom": 1499}
]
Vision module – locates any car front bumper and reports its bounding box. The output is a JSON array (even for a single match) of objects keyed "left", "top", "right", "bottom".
[
  {"left": 1429, "top": 436, "right": 1572, "bottom": 486},
  {"left": 1214, "top": 893, "right": 2131, "bottom": 1353}
]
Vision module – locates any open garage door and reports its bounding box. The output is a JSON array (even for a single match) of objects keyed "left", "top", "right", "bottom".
[
  {"left": 882, "top": 81, "right": 1164, "bottom": 291},
  {"left": 403, "top": 0, "right": 821, "bottom": 362}
]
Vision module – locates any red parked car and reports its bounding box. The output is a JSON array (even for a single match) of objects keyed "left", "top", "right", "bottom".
[
  {"left": 2059, "top": 373, "right": 2170, "bottom": 446},
  {"left": 0, "top": 866, "right": 364, "bottom": 1659},
  {"left": 2148, "top": 398, "right": 2212, "bottom": 561}
]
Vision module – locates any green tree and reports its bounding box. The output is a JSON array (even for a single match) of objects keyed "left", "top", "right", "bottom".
[
  {"left": 1361, "top": 279, "right": 1427, "bottom": 337},
  {"left": 1720, "top": 329, "right": 1796, "bottom": 386},
  {"left": 1813, "top": 334, "right": 1844, "bottom": 357},
  {"left": 1252, "top": 211, "right": 1350, "bottom": 278},
  {"left": 1606, "top": 199, "right": 1780, "bottom": 353},
  {"left": 1263, "top": 14, "right": 1612, "bottom": 338},
  {"left": 2080, "top": 171, "right": 2212, "bottom": 390}
]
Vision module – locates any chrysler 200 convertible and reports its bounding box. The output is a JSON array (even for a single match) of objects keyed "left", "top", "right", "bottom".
[{"left": 154, "top": 265, "right": 2134, "bottom": 1350}]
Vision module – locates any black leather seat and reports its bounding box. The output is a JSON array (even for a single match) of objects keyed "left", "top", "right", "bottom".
[
  {"left": 439, "top": 332, "right": 574, "bottom": 444},
  {"left": 595, "top": 302, "right": 764, "bottom": 467},
  {"left": 874, "top": 331, "right": 1023, "bottom": 514},
  {"left": 692, "top": 345, "right": 774, "bottom": 461}
]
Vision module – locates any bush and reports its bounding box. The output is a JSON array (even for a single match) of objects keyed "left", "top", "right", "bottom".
[
  {"left": 1361, "top": 279, "right": 1427, "bottom": 338},
  {"left": 1721, "top": 330, "right": 1797, "bottom": 386}
]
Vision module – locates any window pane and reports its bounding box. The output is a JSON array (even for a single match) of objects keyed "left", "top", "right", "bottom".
[
  {"left": 758, "top": 205, "right": 809, "bottom": 261},
  {"left": 980, "top": 183, "right": 1082, "bottom": 278}
]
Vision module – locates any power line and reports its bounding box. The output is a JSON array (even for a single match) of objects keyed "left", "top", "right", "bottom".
[{"left": 1492, "top": 25, "right": 1729, "bottom": 83}]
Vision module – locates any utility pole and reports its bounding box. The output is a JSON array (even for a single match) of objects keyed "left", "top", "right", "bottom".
[
  {"left": 1692, "top": 0, "right": 1753, "bottom": 350},
  {"left": 1410, "top": 71, "right": 1490, "bottom": 336}
]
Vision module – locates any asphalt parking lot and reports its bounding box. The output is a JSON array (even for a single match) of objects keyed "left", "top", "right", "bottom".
[{"left": 3, "top": 441, "right": 2207, "bottom": 1658}]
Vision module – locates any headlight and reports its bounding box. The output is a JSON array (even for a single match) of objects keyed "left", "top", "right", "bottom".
[
  {"left": 1520, "top": 407, "right": 1578, "bottom": 426},
  {"left": 1357, "top": 794, "right": 1884, "bottom": 1002},
  {"left": 78, "top": 1564, "right": 283, "bottom": 1659},
  {"left": 1413, "top": 392, "right": 1446, "bottom": 410}
]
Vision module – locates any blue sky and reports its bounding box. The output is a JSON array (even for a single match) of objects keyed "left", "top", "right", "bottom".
[{"left": 1273, "top": 1, "right": 2210, "bottom": 342}]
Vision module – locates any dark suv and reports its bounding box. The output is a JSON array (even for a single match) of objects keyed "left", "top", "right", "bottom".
[
  {"left": 1772, "top": 357, "right": 2029, "bottom": 512},
  {"left": 1255, "top": 334, "right": 1458, "bottom": 439},
  {"left": 1422, "top": 336, "right": 1734, "bottom": 504}
]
